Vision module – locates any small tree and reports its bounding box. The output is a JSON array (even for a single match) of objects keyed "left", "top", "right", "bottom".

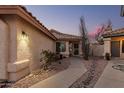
[
  {"left": 80, "top": 16, "right": 90, "bottom": 60},
  {"left": 95, "top": 24, "right": 105, "bottom": 44},
  {"left": 95, "top": 19, "right": 112, "bottom": 44}
]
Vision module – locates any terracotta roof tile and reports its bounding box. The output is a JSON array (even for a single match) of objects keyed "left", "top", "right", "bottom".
[
  {"left": 50, "top": 29, "right": 81, "bottom": 41},
  {"left": 103, "top": 28, "right": 124, "bottom": 37},
  {"left": 18, "top": 5, "right": 57, "bottom": 40}
]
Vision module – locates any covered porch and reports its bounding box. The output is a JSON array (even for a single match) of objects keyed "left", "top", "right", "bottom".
[
  {"left": 56, "top": 40, "right": 82, "bottom": 57},
  {"left": 103, "top": 28, "right": 124, "bottom": 58},
  {"left": 50, "top": 29, "right": 83, "bottom": 57}
]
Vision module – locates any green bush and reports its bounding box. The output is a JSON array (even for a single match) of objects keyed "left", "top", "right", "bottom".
[{"left": 40, "top": 50, "right": 56, "bottom": 70}]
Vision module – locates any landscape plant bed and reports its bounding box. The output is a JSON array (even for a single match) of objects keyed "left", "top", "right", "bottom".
[
  {"left": 112, "top": 64, "right": 124, "bottom": 71},
  {"left": 69, "top": 58, "right": 108, "bottom": 88},
  {"left": 12, "top": 58, "right": 70, "bottom": 88}
]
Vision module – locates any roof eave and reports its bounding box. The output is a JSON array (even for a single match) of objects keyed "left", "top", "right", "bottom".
[
  {"left": 103, "top": 34, "right": 124, "bottom": 38},
  {"left": 0, "top": 5, "right": 57, "bottom": 40}
]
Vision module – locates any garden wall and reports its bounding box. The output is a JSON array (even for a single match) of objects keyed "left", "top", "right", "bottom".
[{"left": 90, "top": 44, "right": 104, "bottom": 57}]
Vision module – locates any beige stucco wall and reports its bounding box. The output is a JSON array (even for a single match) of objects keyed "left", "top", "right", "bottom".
[
  {"left": 0, "top": 19, "right": 9, "bottom": 79},
  {"left": 79, "top": 41, "right": 83, "bottom": 56},
  {"left": 91, "top": 44, "right": 104, "bottom": 57},
  {"left": 103, "top": 38, "right": 111, "bottom": 57},
  {"left": 0, "top": 15, "right": 18, "bottom": 81},
  {"left": 16, "top": 16, "right": 55, "bottom": 73},
  {"left": 0, "top": 15, "right": 18, "bottom": 63},
  {"left": 0, "top": 15, "right": 55, "bottom": 81}
]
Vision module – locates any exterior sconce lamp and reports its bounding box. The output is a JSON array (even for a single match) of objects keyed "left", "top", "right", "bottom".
[
  {"left": 21, "top": 31, "right": 28, "bottom": 40},
  {"left": 22, "top": 31, "right": 27, "bottom": 36}
]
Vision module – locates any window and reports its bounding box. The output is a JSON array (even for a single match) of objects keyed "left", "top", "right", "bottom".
[
  {"left": 56, "top": 42, "right": 60, "bottom": 52},
  {"left": 122, "top": 40, "right": 124, "bottom": 53},
  {"left": 60, "top": 42, "right": 66, "bottom": 52},
  {"left": 56, "top": 42, "right": 66, "bottom": 52},
  {"left": 74, "top": 44, "right": 79, "bottom": 48}
]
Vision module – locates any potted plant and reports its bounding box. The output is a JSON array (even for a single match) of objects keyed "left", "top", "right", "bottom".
[{"left": 105, "top": 53, "right": 111, "bottom": 60}]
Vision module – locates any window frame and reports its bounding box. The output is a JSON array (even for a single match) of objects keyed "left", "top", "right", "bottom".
[
  {"left": 122, "top": 40, "right": 124, "bottom": 53},
  {"left": 56, "top": 41, "right": 66, "bottom": 52}
]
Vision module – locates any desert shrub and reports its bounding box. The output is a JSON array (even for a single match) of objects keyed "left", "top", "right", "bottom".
[{"left": 40, "top": 50, "right": 56, "bottom": 70}]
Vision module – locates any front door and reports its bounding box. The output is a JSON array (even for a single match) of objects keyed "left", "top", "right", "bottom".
[
  {"left": 111, "top": 41, "right": 120, "bottom": 57},
  {"left": 73, "top": 43, "right": 79, "bottom": 55}
]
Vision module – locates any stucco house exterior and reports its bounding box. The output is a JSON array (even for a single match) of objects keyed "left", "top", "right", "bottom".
[
  {"left": 0, "top": 5, "right": 83, "bottom": 82},
  {"left": 51, "top": 29, "right": 83, "bottom": 57},
  {"left": 0, "top": 5, "right": 57, "bottom": 81},
  {"left": 103, "top": 27, "right": 124, "bottom": 58}
]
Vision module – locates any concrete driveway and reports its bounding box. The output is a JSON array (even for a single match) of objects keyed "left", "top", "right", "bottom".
[
  {"left": 30, "top": 57, "right": 87, "bottom": 88},
  {"left": 94, "top": 59, "right": 124, "bottom": 88}
]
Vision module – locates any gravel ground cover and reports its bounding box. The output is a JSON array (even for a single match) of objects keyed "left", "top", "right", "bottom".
[
  {"left": 11, "top": 58, "right": 70, "bottom": 88},
  {"left": 69, "top": 57, "right": 108, "bottom": 88}
]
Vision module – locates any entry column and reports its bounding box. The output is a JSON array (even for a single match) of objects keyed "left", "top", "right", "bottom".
[
  {"left": 79, "top": 41, "right": 83, "bottom": 56},
  {"left": 65, "top": 41, "right": 69, "bottom": 57},
  {"left": 0, "top": 19, "right": 9, "bottom": 80},
  {"left": 103, "top": 38, "right": 111, "bottom": 58}
]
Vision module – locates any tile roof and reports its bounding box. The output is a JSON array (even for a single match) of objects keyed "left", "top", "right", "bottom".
[
  {"left": 0, "top": 5, "right": 57, "bottom": 40},
  {"left": 19, "top": 5, "right": 57, "bottom": 40},
  {"left": 103, "top": 28, "right": 124, "bottom": 38},
  {"left": 50, "top": 29, "right": 81, "bottom": 41}
]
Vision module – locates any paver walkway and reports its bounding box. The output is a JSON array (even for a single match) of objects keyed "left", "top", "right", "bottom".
[
  {"left": 94, "top": 59, "right": 124, "bottom": 88},
  {"left": 30, "top": 57, "right": 87, "bottom": 88}
]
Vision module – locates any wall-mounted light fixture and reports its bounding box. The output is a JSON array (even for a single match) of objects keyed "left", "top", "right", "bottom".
[
  {"left": 21, "top": 31, "right": 28, "bottom": 40},
  {"left": 22, "top": 31, "right": 27, "bottom": 36}
]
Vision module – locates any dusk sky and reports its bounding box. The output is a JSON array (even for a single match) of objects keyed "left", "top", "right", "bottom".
[{"left": 25, "top": 5, "right": 124, "bottom": 36}]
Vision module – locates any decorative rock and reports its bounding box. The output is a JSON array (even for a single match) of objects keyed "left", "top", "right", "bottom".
[
  {"left": 70, "top": 58, "right": 108, "bottom": 88},
  {"left": 11, "top": 58, "right": 70, "bottom": 88}
]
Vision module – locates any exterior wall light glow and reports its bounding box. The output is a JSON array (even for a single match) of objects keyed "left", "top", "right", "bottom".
[
  {"left": 21, "top": 31, "right": 28, "bottom": 40},
  {"left": 17, "top": 31, "right": 31, "bottom": 62}
]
